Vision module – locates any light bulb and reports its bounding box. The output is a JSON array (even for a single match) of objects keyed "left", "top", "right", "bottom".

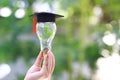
[
  {"left": 31, "top": 12, "right": 63, "bottom": 54},
  {"left": 36, "top": 22, "right": 56, "bottom": 51}
]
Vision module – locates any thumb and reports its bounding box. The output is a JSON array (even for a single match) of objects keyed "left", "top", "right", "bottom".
[{"left": 40, "top": 54, "right": 49, "bottom": 78}]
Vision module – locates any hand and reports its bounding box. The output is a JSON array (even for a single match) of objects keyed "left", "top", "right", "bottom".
[{"left": 24, "top": 50, "right": 55, "bottom": 80}]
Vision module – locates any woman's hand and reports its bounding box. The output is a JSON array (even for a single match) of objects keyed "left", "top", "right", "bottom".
[{"left": 24, "top": 50, "right": 55, "bottom": 80}]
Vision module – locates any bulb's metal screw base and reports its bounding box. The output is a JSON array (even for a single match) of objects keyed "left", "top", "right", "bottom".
[{"left": 42, "top": 48, "right": 49, "bottom": 56}]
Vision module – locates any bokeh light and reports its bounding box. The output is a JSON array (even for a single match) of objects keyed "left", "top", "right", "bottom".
[
  {"left": 93, "top": 6, "right": 103, "bottom": 17},
  {"left": 89, "top": 16, "right": 100, "bottom": 26},
  {"left": 0, "top": 7, "right": 12, "bottom": 17},
  {"left": 32, "top": 1, "right": 51, "bottom": 12},
  {"left": 0, "top": 64, "right": 11, "bottom": 79},
  {"left": 12, "top": 0, "right": 26, "bottom": 8},
  {"left": 102, "top": 32, "right": 116, "bottom": 46},
  {"left": 94, "top": 53, "right": 120, "bottom": 80},
  {"left": 117, "top": 39, "right": 120, "bottom": 45},
  {"left": 101, "top": 49, "right": 110, "bottom": 57},
  {"left": 15, "top": 8, "right": 26, "bottom": 19}
]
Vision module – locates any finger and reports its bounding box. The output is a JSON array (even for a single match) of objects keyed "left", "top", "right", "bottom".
[
  {"left": 34, "top": 51, "right": 43, "bottom": 67},
  {"left": 49, "top": 51, "right": 55, "bottom": 73},
  {"left": 47, "top": 51, "right": 52, "bottom": 74},
  {"left": 48, "top": 50, "right": 55, "bottom": 74}
]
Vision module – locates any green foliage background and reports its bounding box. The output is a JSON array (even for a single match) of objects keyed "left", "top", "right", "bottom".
[{"left": 0, "top": 0, "right": 120, "bottom": 80}]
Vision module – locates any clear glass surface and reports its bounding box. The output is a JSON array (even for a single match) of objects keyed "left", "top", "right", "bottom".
[{"left": 36, "top": 22, "right": 56, "bottom": 50}]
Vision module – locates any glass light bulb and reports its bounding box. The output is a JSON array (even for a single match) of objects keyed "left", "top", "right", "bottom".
[{"left": 36, "top": 22, "right": 56, "bottom": 51}]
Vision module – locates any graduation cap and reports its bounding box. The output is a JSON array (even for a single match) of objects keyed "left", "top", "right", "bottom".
[{"left": 31, "top": 12, "right": 64, "bottom": 33}]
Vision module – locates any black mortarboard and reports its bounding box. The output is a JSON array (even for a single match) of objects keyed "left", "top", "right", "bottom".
[{"left": 32, "top": 12, "right": 64, "bottom": 33}]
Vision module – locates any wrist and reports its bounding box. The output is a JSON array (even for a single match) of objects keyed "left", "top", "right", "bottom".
[
  {"left": 43, "top": 78, "right": 50, "bottom": 80},
  {"left": 48, "top": 78, "right": 51, "bottom": 80}
]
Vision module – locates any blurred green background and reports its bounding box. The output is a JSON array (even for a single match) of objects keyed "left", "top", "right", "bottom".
[{"left": 0, "top": 0, "right": 120, "bottom": 80}]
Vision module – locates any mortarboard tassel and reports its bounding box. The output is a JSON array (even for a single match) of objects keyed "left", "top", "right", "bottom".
[{"left": 32, "top": 14, "right": 37, "bottom": 33}]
